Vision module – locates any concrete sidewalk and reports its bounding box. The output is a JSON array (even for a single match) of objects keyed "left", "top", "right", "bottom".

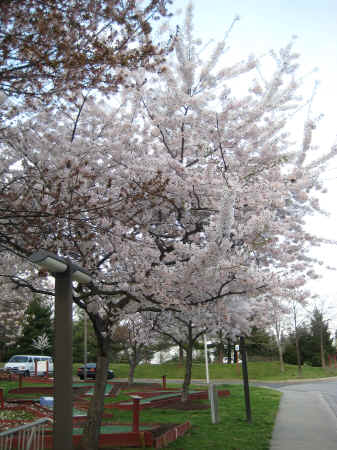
[{"left": 270, "top": 389, "right": 337, "bottom": 450}]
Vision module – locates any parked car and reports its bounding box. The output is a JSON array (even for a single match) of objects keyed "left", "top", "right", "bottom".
[
  {"left": 77, "top": 363, "right": 115, "bottom": 380},
  {"left": 4, "top": 355, "right": 54, "bottom": 376}
]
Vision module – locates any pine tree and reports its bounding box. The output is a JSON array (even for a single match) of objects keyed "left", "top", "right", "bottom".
[
  {"left": 309, "top": 307, "right": 333, "bottom": 367},
  {"left": 245, "top": 327, "right": 278, "bottom": 361},
  {"left": 284, "top": 309, "right": 334, "bottom": 367},
  {"left": 15, "top": 296, "right": 53, "bottom": 356}
]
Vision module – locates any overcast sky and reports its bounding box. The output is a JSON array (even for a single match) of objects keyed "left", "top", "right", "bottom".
[{"left": 171, "top": 0, "right": 337, "bottom": 318}]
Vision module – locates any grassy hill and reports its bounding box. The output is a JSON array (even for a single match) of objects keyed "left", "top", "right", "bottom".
[
  {"left": 2, "top": 360, "right": 337, "bottom": 381},
  {"left": 96, "top": 361, "right": 337, "bottom": 381}
]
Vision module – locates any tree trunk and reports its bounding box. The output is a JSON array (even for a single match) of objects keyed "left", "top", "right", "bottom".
[
  {"left": 320, "top": 324, "right": 326, "bottom": 368},
  {"left": 80, "top": 351, "right": 109, "bottom": 450},
  {"left": 233, "top": 347, "right": 238, "bottom": 363},
  {"left": 179, "top": 345, "right": 184, "bottom": 365},
  {"left": 277, "top": 342, "right": 285, "bottom": 373},
  {"left": 128, "top": 361, "right": 137, "bottom": 385},
  {"left": 295, "top": 332, "right": 302, "bottom": 376},
  {"left": 217, "top": 342, "right": 224, "bottom": 364},
  {"left": 181, "top": 343, "right": 193, "bottom": 403},
  {"left": 227, "top": 339, "right": 232, "bottom": 364}
]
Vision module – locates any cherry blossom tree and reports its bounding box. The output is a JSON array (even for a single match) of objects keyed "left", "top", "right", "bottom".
[
  {"left": 0, "top": 0, "right": 173, "bottom": 101},
  {"left": 115, "top": 313, "right": 158, "bottom": 384},
  {"left": 150, "top": 294, "right": 265, "bottom": 402},
  {"left": 1, "top": 2, "right": 337, "bottom": 447},
  {"left": 267, "top": 296, "right": 290, "bottom": 373},
  {"left": 0, "top": 306, "right": 25, "bottom": 360},
  {"left": 151, "top": 309, "right": 207, "bottom": 402},
  {"left": 0, "top": 88, "right": 232, "bottom": 446},
  {"left": 265, "top": 289, "right": 309, "bottom": 373},
  {"left": 0, "top": 272, "right": 30, "bottom": 359},
  {"left": 129, "top": 11, "right": 334, "bottom": 291}
]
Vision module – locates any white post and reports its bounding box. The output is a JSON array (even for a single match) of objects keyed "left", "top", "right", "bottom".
[
  {"left": 204, "top": 333, "right": 209, "bottom": 384},
  {"left": 208, "top": 383, "right": 219, "bottom": 424}
]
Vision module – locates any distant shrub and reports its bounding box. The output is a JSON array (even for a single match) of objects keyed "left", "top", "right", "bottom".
[{"left": 310, "top": 354, "right": 321, "bottom": 367}]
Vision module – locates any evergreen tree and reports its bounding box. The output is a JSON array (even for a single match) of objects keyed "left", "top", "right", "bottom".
[
  {"left": 245, "top": 327, "right": 278, "bottom": 360},
  {"left": 308, "top": 308, "right": 334, "bottom": 367},
  {"left": 284, "top": 325, "right": 311, "bottom": 365},
  {"left": 15, "top": 296, "right": 53, "bottom": 355},
  {"left": 284, "top": 311, "right": 334, "bottom": 367},
  {"left": 72, "top": 316, "right": 98, "bottom": 363}
]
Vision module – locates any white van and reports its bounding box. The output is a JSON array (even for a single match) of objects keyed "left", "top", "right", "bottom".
[{"left": 4, "top": 355, "right": 54, "bottom": 377}]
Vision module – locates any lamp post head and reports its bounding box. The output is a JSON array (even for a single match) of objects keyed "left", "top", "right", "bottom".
[
  {"left": 30, "top": 250, "right": 68, "bottom": 273},
  {"left": 30, "top": 250, "right": 92, "bottom": 284},
  {"left": 70, "top": 262, "right": 92, "bottom": 284}
]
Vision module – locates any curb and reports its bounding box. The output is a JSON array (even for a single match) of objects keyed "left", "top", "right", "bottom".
[{"left": 114, "top": 376, "right": 337, "bottom": 386}]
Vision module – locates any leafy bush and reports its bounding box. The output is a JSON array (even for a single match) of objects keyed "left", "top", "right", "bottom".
[
  {"left": 283, "top": 345, "right": 299, "bottom": 365},
  {"left": 311, "top": 353, "right": 322, "bottom": 367}
]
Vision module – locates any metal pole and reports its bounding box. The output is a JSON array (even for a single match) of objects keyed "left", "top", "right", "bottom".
[
  {"left": 208, "top": 383, "right": 219, "bottom": 424},
  {"left": 240, "top": 336, "right": 252, "bottom": 423},
  {"left": 84, "top": 313, "right": 87, "bottom": 381},
  {"left": 54, "top": 271, "right": 73, "bottom": 450},
  {"left": 203, "top": 334, "right": 209, "bottom": 384}
]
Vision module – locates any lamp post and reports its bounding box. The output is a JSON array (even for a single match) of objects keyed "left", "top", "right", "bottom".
[
  {"left": 84, "top": 312, "right": 88, "bottom": 381},
  {"left": 30, "top": 250, "right": 91, "bottom": 450}
]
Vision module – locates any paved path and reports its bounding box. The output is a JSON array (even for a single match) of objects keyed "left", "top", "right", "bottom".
[
  {"left": 263, "top": 379, "right": 337, "bottom": 450},
  {"left": 120, "top": 377, "right": 337, "bottom": 449}
]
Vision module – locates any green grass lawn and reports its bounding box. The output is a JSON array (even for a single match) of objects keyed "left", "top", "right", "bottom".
[
  {"left": 0, "top": 380, "right": 53, "bottom": 398},
  {"left": 105, "top": 361, "right": 337, "bottom": 381},
  {"left": 0, "top": 376, "right": 281, "bottom": 449},
  {"left": 2, "top": 360, "right": 337, "bottom": 381},
  {"left": 102, "top": 384, "right": 281, "bottom": 450},
  {"left": 2, "top": 360, "right": 337, "bottom": 385},
  {"left": 1, "top": 361, "right": 336, "bottom": 449}
]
